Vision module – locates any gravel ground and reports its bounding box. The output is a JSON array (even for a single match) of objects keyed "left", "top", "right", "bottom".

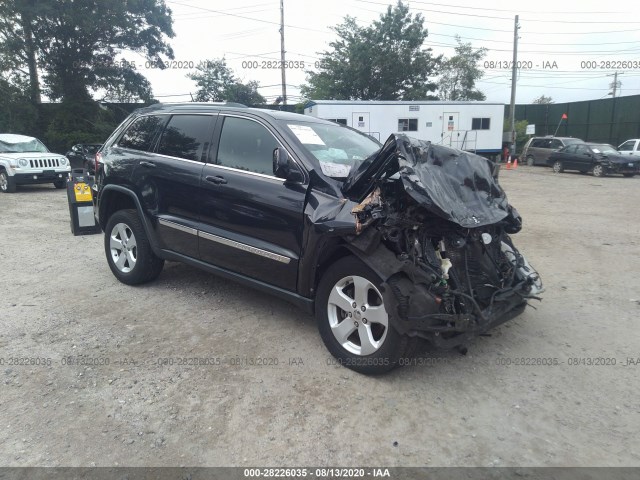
[{"left": 0, "top": 166, "right": 639, "bottom": 467}]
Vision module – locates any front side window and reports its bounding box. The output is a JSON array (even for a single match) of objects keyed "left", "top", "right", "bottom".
[
  {"left": 550, "top": 139, "right": 563, "bottom": 149},
  {"left": 563, "top": 145, "right": 578, "bottom": 154},
  {"left": 618, "top": 140, "right": 635, "bottom": 151},
  {"left": 157, "top": 115, "right": 213, "bottom": 162},
  {"left": 575, "top": 145, "right": 590, "bottom": 155},
  {"left": 398, "top": 118, "right": 418, "bottom": 131},
  {"left": 217, "top": 117, "right": 279, "bottom": 175},
  {"left": 471, "top": 118, "right": 490, "bottom": 130},
  {"left": 118, "top": 115, "right": 164, "bottom": 151}
]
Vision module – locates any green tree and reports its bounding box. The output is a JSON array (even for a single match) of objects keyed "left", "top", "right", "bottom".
[
  {"left": 504, "top": 119, "right": 529, "bottom": 153},
  {"left": 0, "top": 0, "right": 175, "bottom": 102},
  {"left": 532, "top": 95, "right": 554, "bottom": 104},
  {"left": 187, "top": 59, "right": 266, "bottom": 104},
  {"left": 301, "top": 1, "right": 440, "bottom": 100},
  {"left": 438, "top": 36, "right": 487, "bottom": 101}
]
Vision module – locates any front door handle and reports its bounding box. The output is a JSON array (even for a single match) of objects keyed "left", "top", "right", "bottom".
[
  {"left": 139, "top": 161, "right": 156, "bottom": 168},
  {"left": 205, "top": 175, "right": 228, "bottom": 185}
]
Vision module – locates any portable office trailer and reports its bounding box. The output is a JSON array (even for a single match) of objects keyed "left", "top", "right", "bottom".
[{"left": 304, "top": 100, "right": 505, "bottom": 159}]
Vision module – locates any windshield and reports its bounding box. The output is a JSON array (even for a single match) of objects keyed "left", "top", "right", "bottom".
[
  {"left": 283, "top": 121, "right": 381, "bottom": 178},
  {"left": 590, "top": 144, "right": 617, "bottom": 155},
  {"left": 0, "top": 138, "right": 49, "bottom": 154}
]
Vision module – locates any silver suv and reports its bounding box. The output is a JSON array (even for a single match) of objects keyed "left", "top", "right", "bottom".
[{"left": 522, "top": 136, "right": 584, "bottom": 166}]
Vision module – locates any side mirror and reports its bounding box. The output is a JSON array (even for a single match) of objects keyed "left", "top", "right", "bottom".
[{"left": 273, "top": 147, "right": 303, "bottom": 183}]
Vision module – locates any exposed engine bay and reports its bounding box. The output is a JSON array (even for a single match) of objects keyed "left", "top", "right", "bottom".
[{"left": 340, "top": 135, "right": 544, "bottom": 347}]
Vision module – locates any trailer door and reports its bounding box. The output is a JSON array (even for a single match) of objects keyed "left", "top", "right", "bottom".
[
  {"left": 352, "top": 112, "right": 370, "bottom": 134},
  {"left": 442, "top": 112, "right": 459, "bottom": 147}
]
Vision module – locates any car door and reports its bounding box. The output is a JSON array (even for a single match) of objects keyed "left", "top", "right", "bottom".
[
  {"left": 618, "top": 140, "right": 635, "bottom": 156},
  {"left": 130, "top": 113, "right": 216, "bottom": 259},
  {"left": 573, "top": 144, "right": 593, "bottom": 171},
  {"left": 198, "top": 114, "right": 308, "bottom": 292}
]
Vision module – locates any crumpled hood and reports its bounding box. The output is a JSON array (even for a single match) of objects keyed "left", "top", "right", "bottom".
[
  {"left": 602, "top": 153, "right": 640, "bottom": 164},
  {"left": 342, "top": 134, "right": 510, "bottom": 228}
]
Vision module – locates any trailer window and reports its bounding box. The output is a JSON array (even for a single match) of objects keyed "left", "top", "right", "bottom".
[
  {"left": 472, "top": 118, "right": 491, "bottom": 130},
  {"left": 398, "top": 119, "right": 418, "bottom": 131}
]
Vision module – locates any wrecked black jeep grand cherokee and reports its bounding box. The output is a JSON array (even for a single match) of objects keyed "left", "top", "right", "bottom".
[{"left": 95, "top": 103, "right": 543, "bottom": 374}]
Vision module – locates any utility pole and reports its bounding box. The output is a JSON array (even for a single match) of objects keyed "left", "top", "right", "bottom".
[
  {"left": 509, "top": 15, "right": 519, "bottom": 157},
  {"left": 279, "top": 0, "right": 287, "bottom": 105},
  {"left": 607, "top": 72, "right": 622, "bottom": 98}
]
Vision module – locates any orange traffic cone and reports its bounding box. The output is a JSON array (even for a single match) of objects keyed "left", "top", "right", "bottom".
[
  {"left": 506, "top": 157, "right": 512, "bottom": 169},
  {"left": 513, "top": 158, "right": 518, "bottom": 169}
]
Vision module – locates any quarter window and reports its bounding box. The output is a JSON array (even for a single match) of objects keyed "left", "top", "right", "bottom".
[
  {"left": 157, "top": 115, "right": 213, "bottom": 162},
  {"left": 471, "top": 118, "right": 491, "bottom": 130},
  {"left": 398, "top": 118, "right": 418, "bottom": 131},
  {"left": 118, "top": 115, "right": 164, "bottom": 151},
  {"left": 217, "top": 117, "right": 280, "bottom": 175}
]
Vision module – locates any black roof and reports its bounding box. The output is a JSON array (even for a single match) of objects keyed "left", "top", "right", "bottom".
[{"left": 132, "top": 102, "right": 329, "bottom": 124}]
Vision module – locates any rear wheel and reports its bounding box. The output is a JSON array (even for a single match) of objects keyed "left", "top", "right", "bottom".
[
  {"left": 104, "top": 209, "right": 164, "bottom": 285},
  {"left": 592, "top": 164, "right": 605, "bottom": 177},
  {"left": 552, "top": 160, "right": 564, "bottom": 173},
  {"left": 0, "top": 171, "right": 16, "bottom": 193},
  {"left": 315, "top": 256, "right": 418, "bottom": 374},
  {"left": 526, "top": 155, "right": 535, "bottom": 166}
]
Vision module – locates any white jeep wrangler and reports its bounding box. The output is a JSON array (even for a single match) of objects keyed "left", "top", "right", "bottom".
[{"left": 0, "top": 133, "right": 70, "bottom": 193}]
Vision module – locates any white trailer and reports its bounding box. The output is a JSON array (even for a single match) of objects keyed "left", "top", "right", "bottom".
[{"left": 304, "top": 100, "right": 505, "bottom": 158}]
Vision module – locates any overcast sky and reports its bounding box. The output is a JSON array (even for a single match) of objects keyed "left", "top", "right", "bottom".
[{"left": 136, "top": 0, "right": 640, "bottom": 105}]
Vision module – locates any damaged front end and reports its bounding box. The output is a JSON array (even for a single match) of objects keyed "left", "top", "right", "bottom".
[{"left": 339, "top": 135, "right": 543, "bottom": 348}]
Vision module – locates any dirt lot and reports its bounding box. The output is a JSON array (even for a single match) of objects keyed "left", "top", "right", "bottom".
[{"left": 0, "top": 167, "right": 639, "bottom": 467}]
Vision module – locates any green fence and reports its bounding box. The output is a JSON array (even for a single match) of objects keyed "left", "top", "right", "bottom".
[{"left": 506, "top": 94, "right": 640, "bottom": 147}]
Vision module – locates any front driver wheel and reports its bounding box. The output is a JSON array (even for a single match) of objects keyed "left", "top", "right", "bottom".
[
  {"left": 526, "top": 155, "right": 535, "bottom": 166},
  {"left": 104, "top": 209, "right": 164, "bottom": 285},
  {"left": 592, "top": 164, "right": 605, "bottom": 177},
  {"left": 552, "top": 160, "right": 564, "bottom": 173},
  {"left": 315, "top": 256, "right": 417, "bottom": 374},
  {"left": 0, "top": 171, "right": 16, "bottom": 193}
]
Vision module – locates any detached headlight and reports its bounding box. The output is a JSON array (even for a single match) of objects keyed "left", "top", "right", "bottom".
[
  {"left": 18, "top": 158, "right": 28, "bottom": 167},
  {"left": 59, "top": 157, "right": 68, "bottom": 165}
]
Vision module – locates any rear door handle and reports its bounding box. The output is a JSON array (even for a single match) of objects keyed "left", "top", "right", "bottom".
[
  {"left": 139, "top": 161, "right": 156, "bottom": 168},
  {"left": 205, "top": 175, "right": 228, "bottom": 185}
]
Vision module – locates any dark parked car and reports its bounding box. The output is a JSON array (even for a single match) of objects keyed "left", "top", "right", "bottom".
[
  {"left": 548, "top": 142, "right": 640, "bottom": 177},
  {"left": 65, "top": 143, "right": 102, "bottom": 173},
  {"left": 94, "top": 103, "right": 543, "bottom": 374}
]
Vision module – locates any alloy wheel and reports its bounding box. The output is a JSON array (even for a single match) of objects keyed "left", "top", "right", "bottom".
[
  {"left": 593, "top": 164, "right": 604, "bottom": 177},
  {"left": 0, "top": 172, "right": 7, "bottom": 191},
  {"left": 326, "top": 275, "right": 389, "bottom": 355},
  {"left": 109, "top": 222, "right": 137, "bottom": 273}
]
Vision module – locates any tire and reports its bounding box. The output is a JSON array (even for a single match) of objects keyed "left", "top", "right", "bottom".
[
  {"left": 623, "top": 173, "right": 635, "bottom": 178},
  {"left": 315, "top": 256, "right": 418, "bottom": 374},
  {"left": 104, "top": 209, "right": 164, "bottom": 285},
  {"left": 592, "top": 164, "right": 605, "bottom": 177},
  {"left": 552, "top": 160, "right": 564, "bottom": 173},
  {"left": 0, "top": 170, "right": 16, "bottom": 193},
  {"left": 526, "top": 155, "right": 535, "bottom": 166},
  {"left": 53, "top": 179, "right": 66, "bottom": 189}
]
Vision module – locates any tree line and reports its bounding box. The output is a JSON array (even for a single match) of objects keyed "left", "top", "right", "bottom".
[{"left": 1, "top": 0, "right": 490, "bottom": 151}]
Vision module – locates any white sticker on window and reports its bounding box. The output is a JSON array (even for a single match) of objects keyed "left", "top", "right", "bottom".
[
  {"left": 288, "top": 124, "right": 325, "bottom": 145},
  {"left": 319, "top": 161, "right": 351, "bottom": 177}
]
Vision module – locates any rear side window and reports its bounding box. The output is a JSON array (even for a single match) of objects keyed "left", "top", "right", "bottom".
[
  {"left": 118, "top": 115, "right": 164, "bottom": 151},
  {"left": 157, "top": 115, "right": 213, "bottom": 162},
  {"left": 530, "top": 139, "right": 545, "bottom": 148},
  {"left": 216, "top": 117, "right": 279, "bottom": 175}
]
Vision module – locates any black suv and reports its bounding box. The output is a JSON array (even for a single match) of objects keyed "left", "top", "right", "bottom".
[{"left": 95, "top": 103, "right": 543, "bottom": 374}]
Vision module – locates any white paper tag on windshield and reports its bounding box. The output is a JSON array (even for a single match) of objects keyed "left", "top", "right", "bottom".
[
  {"left": 320, "top": 161, "right": 351, "bottom": 177},
  {"left": 288, "top": 124, "right": 325, "bottom": 145}
]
